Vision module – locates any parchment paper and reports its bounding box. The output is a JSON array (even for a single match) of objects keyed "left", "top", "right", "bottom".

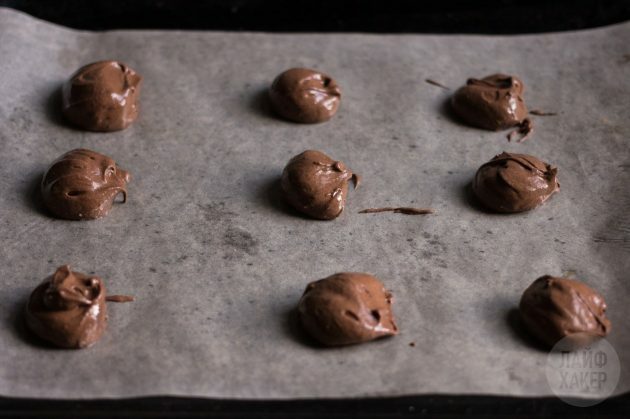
[{"left": 0, "top": 7, "right": 628, "bottom": 399}]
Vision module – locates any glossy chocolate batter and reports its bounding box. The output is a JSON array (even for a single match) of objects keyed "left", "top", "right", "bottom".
[
  {"left": 269, "top": 68, "right": 341, "bottom": 123},
  {"left": 298, "top": 272, "right": 398, "bottom": 346},
  {"left": 41, "top": 149, "right": 131, "bottom": 220},
  {"left": 62, "top": 61, "right": 142, "bottom": 131},
  {"left": 281, "top": 150, "right": 359, "bottom": 220},
  {"left": 473, "top": 152, "right": 559, "bottom": 213},
  {"left": 25, "top": 265, "right": 108, "bottom": 349},
  {"left": 520, "top": 275, "right": 611, "bottom": 348},
  {"left": 451, "top": 74, "right": 531, "bottom": 138}
]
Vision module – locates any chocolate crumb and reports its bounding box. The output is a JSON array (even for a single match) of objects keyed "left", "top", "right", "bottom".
[
  {"left": 506, "top": 118, "right": 533, "bottom": 143},
  {"left": 425, "top": 79, "right": 450, "bottom": 90},
  {"left": 359, "top": 207, "right": 434, "bottom": 215},
  {"left": 106, "top": 295, "right": 135, "bottom": 303},
  {"left": 529, "top": 109, "right": 558, "bottom": 116}
]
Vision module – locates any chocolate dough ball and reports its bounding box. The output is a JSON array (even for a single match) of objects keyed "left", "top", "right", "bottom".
[
  {"left": 298, "top": 272, "right": 398, "bottom": 346},
  {"left": 41, "top": 149, "right": 131, "bottom": 220},
  {"left": 473, "top": 152, "right": 559, "bottom": 213},
  {"left": 451, "top": 74, "right": 528, "bottom": 130},
  {"left": 62, "top": 61, "right": 142, "bottom": 131},
  {"left": 520, "top": 275, "right": 611, "bottom": 348},
  {"left": 25, "top": 265, "right": 108, "bottom": 349},
  {"left": 281, "top": 150, "right": 359, "bottom": 220},
  {"left": 269, "top": 68, "right": 341, "bottom": 123}
]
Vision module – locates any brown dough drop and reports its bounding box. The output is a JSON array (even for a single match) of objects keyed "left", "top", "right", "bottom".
[
  {"left": 281, "top": 150, "right": 359, "bottom": 220},
  {"left": 25, "top": 265, "right": 108, "bottom": 349},
  {"left": 298, "top": 272, "right": 398, "bottom": 346},
  {"left": 451, "top": 74, "right": 528, "bottom": 130},
  {"left": 62, "top": 61, "right": 142, "bottom": 131},
  {"left": 269, "top": 68, "right": 341, "bottom": 123},
  {"left": 520, "top": 275, "right": 611, "bottom": 348},
  {"left": 41, "top": 149, "right": 131, "bottom": 220},
  {"left": 473, "top": 152, "right": 558, "bottom": 213}
]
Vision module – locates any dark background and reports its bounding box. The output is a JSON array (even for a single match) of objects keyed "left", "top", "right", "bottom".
[
  {"left": 1, "top": 0, "right": 630, "bottom": 33},
  {"left": 0, "top": 0, "right": 629, "bottom": 417}
]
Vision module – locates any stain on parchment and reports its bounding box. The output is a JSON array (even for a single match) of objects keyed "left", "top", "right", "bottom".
[
  {"left": 9, "top": 106, "right": 34, "bottom": 133},
  {"left": 223, "top": 226, "right": 259, "bottom": 256},
  {"left": 420, "top": 234, "right": 448, "bottom": 269},
  {"left": 198, "top": 202, "right": 237, "bottom": 222}
]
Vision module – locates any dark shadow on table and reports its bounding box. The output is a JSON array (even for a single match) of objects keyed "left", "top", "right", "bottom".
[
  {"left": 458, "top": 180, "right": 493, "bottom": 214},
  {"left": 506, "top": 307, "right": 549, "bottom": 353},
  {"left": 247, "top": 86, "right": 278, "bottom": 122},
  {"left": 3, "top": 289, "right": 59, "bottom": 350},
  {"left": 280, "top": 306, "right": 327, "bottom": 349},
  {"left": 43, "top": 83, "right": 67, "bottom": 127},
  {"left": 254, "top": 175, "right": 315, "bottom": 221},
  {"left": 438, "top": 94, "right": 467, "bottom": 128},
  {"left": 22, "top": 170, "right": 50, "bottom": 218}
]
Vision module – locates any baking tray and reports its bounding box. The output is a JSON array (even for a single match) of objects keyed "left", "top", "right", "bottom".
[{"left": 1, "top": 2, "right": 629, "bottom": 417}]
